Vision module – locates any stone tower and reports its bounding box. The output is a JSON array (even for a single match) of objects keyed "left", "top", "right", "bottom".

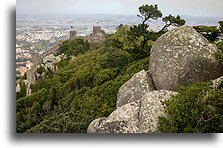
[
  {"left": 93, "top": 26, "right": 101, "bottom": 34},
  {"left": 70, "top": 30, "right": 77, "bottom": 40},
  {"left": 93, "top": 26, "right": 105, "bottom": 34}
]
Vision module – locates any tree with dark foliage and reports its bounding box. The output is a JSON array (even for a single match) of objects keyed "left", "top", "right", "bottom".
[
  {"left": 160, "top": 15, "right": 185, "bottom": 32},
  {"left": 193, "top": 26, "right": 220, "bottom": 42},
  {"left": 128, "top": 4, "right": 162, "bottom": 59}
]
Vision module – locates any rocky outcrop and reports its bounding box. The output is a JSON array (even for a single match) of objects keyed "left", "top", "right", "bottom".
[
  {"left": 149, "top": 26, "right": 223, "bottom": 91},
  {"left": 117, "top": 70, "right": 155, "bottom": 107},
  {"left": 107, "top": 100, "right": 140, "bottom": 126},
  {"left": 42, "top": 53, "right": 63, "bottom": 71},
  {"left": 88, "top": 101, "right": 140, "bottom": 133},
  {"left": 34, "top": 54, "right": 64, "bottom": 81},
  {"left": 87, "top": 74, "right": 223, "bottom": 133},
  {"left": 87, "top": 90, "right": 178, "bottom": 133},
  {"left": 87, "top": 117, "right": 107, "bottom": 133},
  {"left": 89, "top": 120, "right": 139, "bottom": 133},
  {"left": 16, "top": 83, "right": 21, "bottom": 92},
  {"left": 139, "top": 90, "right": 178, "bottom": 133},
  {"left": 87, "top": 26, "right": 223, "bottom": 133},
  {"left": 26, "top": 52, "right": 64, "bottom": 96}
]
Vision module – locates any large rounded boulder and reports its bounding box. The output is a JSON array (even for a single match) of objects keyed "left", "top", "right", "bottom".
[
  {"left": 149, "top": 26, "right": 223, "bottom": 91},
  {"left": 117, "top": 70, "right": 155, "bottom": 107}
]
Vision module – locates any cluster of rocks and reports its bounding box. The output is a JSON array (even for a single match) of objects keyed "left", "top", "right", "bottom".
[
  {"left": 36, "top": 53, "right": 64, "bottom": 78},
  {"left": 87, "top": 26, "right": 223, "bottom": 133},
  {"left": 25, "top": 53, "right": 66, "bottom": 95}
]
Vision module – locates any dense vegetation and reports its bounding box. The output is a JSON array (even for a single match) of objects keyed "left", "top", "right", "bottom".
[
  {"left": 16, "top": 35, "right": 150, "bottom": 132},
  {"left": 16, "top": 80, "right": 27, "bottom": 100},
  {"left": 193, "top": 26, "right": 221, "bottom": 42},
  {"left": 158, "top": 81, "right": 223, "bottom": 133},
  {"left": 57, "top": 38, "right": 90, "bottom": 56},
  {"left": 16, "top": 4, "right": 223, "bottom": 133}
]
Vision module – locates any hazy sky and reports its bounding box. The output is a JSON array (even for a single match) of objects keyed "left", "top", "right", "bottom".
[{"left": 17, "top": 0, "right": 223, "bottom": 17}]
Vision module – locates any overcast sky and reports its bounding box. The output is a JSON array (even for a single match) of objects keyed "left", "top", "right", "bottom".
[{"left": 16, "top": 0, "right": 223, "bottom": 17}]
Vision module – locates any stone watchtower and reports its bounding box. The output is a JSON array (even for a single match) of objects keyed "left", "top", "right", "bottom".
[
  {"left": 93, "top": 26, "right": 105, "bottom": 34},
  {"left": 70, "top": 30, "right": 77, "bottom": 40}
]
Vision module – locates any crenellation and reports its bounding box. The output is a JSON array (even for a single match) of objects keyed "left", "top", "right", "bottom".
[
  {"left": 69, "top": 26, "right": 106, "bottom": 43},
  {"left": 93, "top": 26, "right": 105, "bottom": 34}
]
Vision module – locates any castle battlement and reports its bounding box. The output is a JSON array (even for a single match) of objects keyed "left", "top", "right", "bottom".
[
  {"left": 93, "top": 26, "right": 105, "bottom": 34},
  {"left": 70, "top": 26, "right": 105, "bottom": 42}
]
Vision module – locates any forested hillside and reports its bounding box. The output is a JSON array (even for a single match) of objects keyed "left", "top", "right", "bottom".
[
  {"left": 16, "top": 27, "right": 151, "bottom": 132},
  {"left": 16, "top": 4, "right": 223, "bottom": 133}
]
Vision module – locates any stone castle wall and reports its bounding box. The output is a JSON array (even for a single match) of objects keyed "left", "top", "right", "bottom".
[
  {"left": 27, "top": 46, "right": 60, "bottom": 85},
  {"left": 70, "top": 26, "right": 106, "bottom": 42},
  {"left": 26, "top": 26, "right": 106, "bottom": 96},
  {"left": 93, "top": 26, "right": 105, "bottom": 34}
]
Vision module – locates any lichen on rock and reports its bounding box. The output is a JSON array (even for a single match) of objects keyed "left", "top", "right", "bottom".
[
  {"left": 87, "top": 90, "right": 178, "bottom": 133},
  {"left": 117, "top": 70, "right": 155, "bottom": 107},
  {"left": 149, "top": 26, "right": 223, "bottom": 91},
  {"left": 139, "top": 90, "right": 178, "bottom": 133},
  {"left": 87, "top": 101, "right": 140, "bottom": 133},
  {"left": 87, "top": 117, "right": 107, "bottom": 133},
  {"left": 92, "top": 120, "right": 139, "bottom": 133}
]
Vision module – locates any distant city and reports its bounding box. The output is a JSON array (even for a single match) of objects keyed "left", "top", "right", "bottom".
[{"left": 16, "top": 13, "right": 222, "bottom": 77}]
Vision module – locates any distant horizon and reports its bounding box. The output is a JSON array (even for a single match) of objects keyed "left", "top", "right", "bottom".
[
  {"left": 16, "top": 12, "right": 222, "bottom": 27},
  {"left": 17, "top": 0, "right": 223, "bottom": 18},
  {"left": 16, "top": 13, "right": 223, "bottom": 19}
]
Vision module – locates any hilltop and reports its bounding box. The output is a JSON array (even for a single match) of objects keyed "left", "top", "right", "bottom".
[{"left": 16, "top": 4, "right": 223, "bottom": 133}]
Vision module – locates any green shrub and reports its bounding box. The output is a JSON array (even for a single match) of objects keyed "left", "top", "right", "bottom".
[
  {"left": 215, "top": 41, "right": 223, "bottom": 51},
  {"left": 58, "top": 38, "right": 90, "bottom": 56},
  {"left": 193, "top": 26, "right": 221, "bottom": 42},
  {"left": 124, "top": 57, "right": 149, "bottom": 75},
  {"left": 54, "top": 56, "right": 71, "bottom": 69},
  {"left": 158, "top": 81, "right": 223, "bottom": 133},
  {"left": 36, "top": 65, "right": 45, "bottom": 75},
  {"left": 16, "top": 80, "right": 27, "bottom": 100},
  {"left": 16, "top": 88, "right": 49, "bottom": 132},
  {"left": 215, "top": 49, "right": 223, "bottom": 65},
  {"left": 93, "top": 68, "right": 118, "bottom": 86}
]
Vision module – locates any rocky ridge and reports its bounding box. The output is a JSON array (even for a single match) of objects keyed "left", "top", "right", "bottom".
[{"left": 87, "top": 26, "right": 223, "bottom": 133}]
